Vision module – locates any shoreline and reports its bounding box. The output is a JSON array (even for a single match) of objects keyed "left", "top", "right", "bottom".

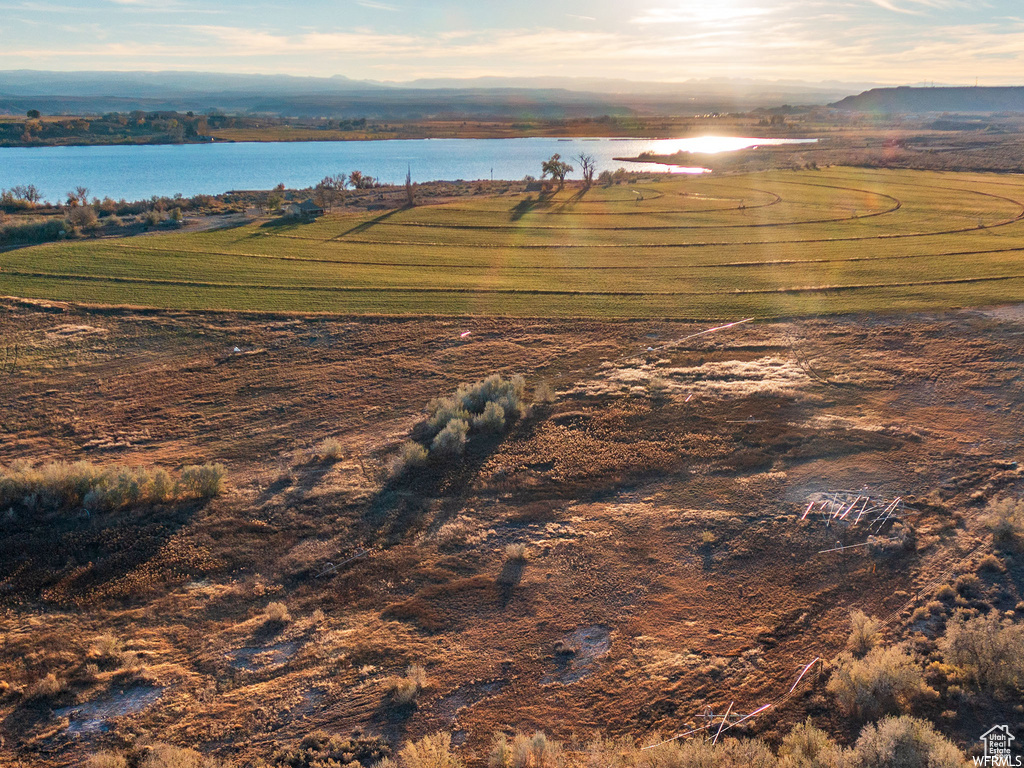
[{"left": 0, "top": 119, "right": 805, "bottom": 149}]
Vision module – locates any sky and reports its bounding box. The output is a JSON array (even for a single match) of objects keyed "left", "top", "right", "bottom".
[{"left": 1, "top": 0, "right": 1022, "bottom": 86}]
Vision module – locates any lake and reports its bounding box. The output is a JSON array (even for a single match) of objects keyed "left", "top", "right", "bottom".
[{"left": 0, "top": 136, "right": 814, "bottom": 202}]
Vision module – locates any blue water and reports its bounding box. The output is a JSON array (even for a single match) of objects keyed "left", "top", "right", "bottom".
[{"left": 0, "top": 136, "right": 814, "bottom": 202}]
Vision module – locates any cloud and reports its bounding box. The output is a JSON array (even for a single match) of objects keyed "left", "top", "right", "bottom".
[
  {"left": 355, "top": 0, "right": 397, "bottom": 10},
  {"left": 862, "top": 0, "right": 978, "bottom": 13},
  {"left": 2, "top": 2, "right": 1023, "bottom": 86},
  {"left": 863, "top": 0, "right": 922, "bottom": 13},
  {"left": 631, "top": 3, "right": 777, "bottom": 25}
]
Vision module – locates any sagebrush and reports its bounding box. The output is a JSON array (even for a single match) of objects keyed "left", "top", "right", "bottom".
[{"left": 0, "top": 460, "right": 225, "bottom": 511}]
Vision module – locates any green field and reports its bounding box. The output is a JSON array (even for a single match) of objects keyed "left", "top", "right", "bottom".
[{"left": 4, "top": 167, "right": 1024, "bottom": 318}]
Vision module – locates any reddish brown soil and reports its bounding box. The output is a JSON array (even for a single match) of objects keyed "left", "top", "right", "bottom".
[{"left": 1, "top": 297, "right": 1022, "bottom": 766}]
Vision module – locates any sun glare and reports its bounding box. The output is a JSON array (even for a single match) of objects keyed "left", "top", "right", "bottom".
[
  {"left": 664, "top": 136, "right": 773, "bottom": 154},
  {"left": 639, "top": 0, "right": 768, "bottom": 25}
]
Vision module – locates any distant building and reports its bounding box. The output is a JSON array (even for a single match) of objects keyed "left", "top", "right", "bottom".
[{"left": 283, "top": 199, "right": 324, "bottom": 218}]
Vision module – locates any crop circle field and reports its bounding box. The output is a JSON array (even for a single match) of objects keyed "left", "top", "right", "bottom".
[{"left": 3, "top": 167, "right": 1024, "bottom": 318}]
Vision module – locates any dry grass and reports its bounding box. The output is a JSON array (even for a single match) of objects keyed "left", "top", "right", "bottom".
[
  {"left": 390, "top": 664, "right": 430, "bottom": 708},
  {"left": 4, "top": 304, "right": 1020, "bottom": 767},
  {"left": 312, "top": 437, "right": 345, "bottom": 461},
  {"left": 29, "top": 672, "right": 65, "bottom": 699}
]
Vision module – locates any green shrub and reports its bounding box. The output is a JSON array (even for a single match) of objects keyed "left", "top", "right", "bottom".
[
  {"left": 489, "top": 734, "right": 513, "bottom": 768},
  {"left": 456, "top": 374, "right": 524, "bottom": 418},
  {"left": 847, "top": 610, "right": 883, "bottom": 657},
  {"left": 938, "top": 611, "right": 1024, "bottom": 695},
  {"left": 868, "top": 522, "right": 915, "bottom": 555},
  {"left": 68, "top": 204, "right": 99, "bottom": 231},
  {"left": 0, "top": 460, "right": 224, "bottom": 511},
  {"left": 778, "top": 718, "right": 846, "bottom": 768},
  {"left": 850, "top": 716, "right": 967, "bottom": 768},
  {"left": 504, "top": 543, "right": 528, "bottom": 562},
  {"left": 510, "top": 732, "right": 563, "bottom": 768},
  {"left": 398, "top": 732, "right": 462, "bottom": 768},
  {"left": 271, "top": 732, "right": 390, "bottom": 768},
  {"left": 410, "top": 375, "right": 527, "bottom": 466},
  {"left": 954, "top": 574, "right": 981, "bottom": 597},
  {"left": 978, "top": 553, "right": 1005, "bottom": 572},
  {"left": 83, "top": 466, "right": 153, "bottom": 511},
  {"left": 264, "top": 601, "right": 291, "bottom": 624},
  {"left": 827, "top": 644, "right": 934, "bottom": 719},
  {"left": 142, "top": 744, "right": 221, "bottom": 768},
  {"left": 151, "top": 469, "right": 175, "bottom": 503},
  {"left": 427, "top": 401, "right": 471, "bottom": 438},
  {"left": 179, "top": 463, "right": 225, "bottom": 498},
  {"left": 532, "top": 381, "right": 556, "bottom": 404},
  {"left": 473, "top": 401, "right": 506, "bottom": 433},
  {"left": 431, "top": 419, "right": 469, "bottom": 458},
  {"left": 0, "top": 216, "right": 68, "bottom": 244},
  {"left": 427, "top": 374, "right": 524, "bottom": 439},
  {"left": 392, "top": 441, "right": 429, "bottom": 476},
  {"left": 985, "top": 497, "right": 1024, "bottom": 544},
  {"left": 86, "top": 753, "right": 129, "bottom": 768}
]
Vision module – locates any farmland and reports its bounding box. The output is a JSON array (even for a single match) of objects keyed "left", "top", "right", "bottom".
[{"left": 4, "top": 167, "right": 1024, "bottom": 318}]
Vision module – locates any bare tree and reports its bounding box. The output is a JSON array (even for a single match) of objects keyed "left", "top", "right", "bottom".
[
  {"left": 313, "top": 174, "right": 349, "bottom": 211},
  {"left": 10, "top": 185, "right": 42, "bottom": 205},
  {"left": 541, "top": 154, "right": 573, "bottom": 189},
  {"left": 349, "top": 170, "right": 376, "bottom": 189},
  {"left": 313, "top": 178, "right": 335, "bottom": 211},
  {"left": 576, "top": 154, "right": 596, "bottom": 187},
  {"left": 66, "top": 186, "right": 90, "bottom": 208}
]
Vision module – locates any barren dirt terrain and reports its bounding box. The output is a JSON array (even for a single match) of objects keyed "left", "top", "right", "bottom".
[{"left": 1, "top": 297, "right": 1022, "bottom": 765}]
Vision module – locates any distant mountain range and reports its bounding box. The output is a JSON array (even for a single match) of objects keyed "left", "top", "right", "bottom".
[
  {"left": 832, "top": 86, "right": 1024, "bottom": 113},
  {"left": 0, "top": 70, "right": 867, "bottom": 118},
  {"left": 6, "top": 72, "right": 1022, "bottom": 119}
]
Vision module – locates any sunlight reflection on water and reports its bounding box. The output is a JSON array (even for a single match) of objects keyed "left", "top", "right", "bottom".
[{"left": 0, "top": 135, "right": 816, "bottom": 200}]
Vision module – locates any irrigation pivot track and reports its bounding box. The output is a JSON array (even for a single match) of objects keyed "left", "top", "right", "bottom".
[{"left": 4, "top": 167, "right": 1024, "bottom": 318}]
